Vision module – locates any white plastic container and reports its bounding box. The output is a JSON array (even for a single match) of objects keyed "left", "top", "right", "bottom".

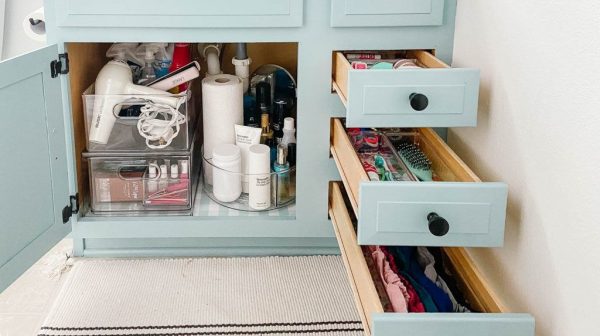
[
  {"left": 212, "top": 144, "right": 242, "bottom": 202},
  {"left": 248, "top": 144, "right": 271, "bottom": 210}
]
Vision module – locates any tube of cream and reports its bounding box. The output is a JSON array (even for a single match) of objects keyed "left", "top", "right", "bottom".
[{"left": 234, "top": 124, "right": 262, "bottom": 193}]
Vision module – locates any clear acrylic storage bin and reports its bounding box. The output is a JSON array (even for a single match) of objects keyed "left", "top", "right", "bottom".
[
  {"left": 82, "top": 84, "right": 196, "bottom": 152},
  {"left": 84, "top": 151, "right": 199, "bottom": 215},
  {"left": 202, "top": 148, "right": 296, "bottom": 212}
]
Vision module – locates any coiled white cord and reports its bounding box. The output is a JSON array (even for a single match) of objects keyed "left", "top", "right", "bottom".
[{"left": 137, "top": 98, "right": 187, "bottom": 149}]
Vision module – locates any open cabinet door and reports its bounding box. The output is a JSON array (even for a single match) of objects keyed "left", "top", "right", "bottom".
[{"left": 0, "top": 45, "right": 72, "bottom": 292}]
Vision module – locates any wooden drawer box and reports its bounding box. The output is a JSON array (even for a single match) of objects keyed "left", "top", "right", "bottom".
[
  {"left": 329, "top": 182, "right": 534, "bottom": 336},
  {"left": 330, "top": 0, "right": 446, "bottom": 27},
  {"left": 52, "top": 0, "right": 304, "bottom": 28},
  {"left": 330, "top": 119, "right": 507, "bottom": 247},
  {"left": 332, "top": 51, "right": 480, "bottom": 128}
]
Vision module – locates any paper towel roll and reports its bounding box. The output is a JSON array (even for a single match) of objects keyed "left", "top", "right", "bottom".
[
  {"left": 202, "top": 74, "right": 243, "bottom": 184},
  {"left": 22, "top": 7, "right": 46, "bottom": 42}
]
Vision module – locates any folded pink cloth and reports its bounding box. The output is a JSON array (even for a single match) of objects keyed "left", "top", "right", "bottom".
[{"left": 368, "top": 246, "right": 409, "bottom": 313}]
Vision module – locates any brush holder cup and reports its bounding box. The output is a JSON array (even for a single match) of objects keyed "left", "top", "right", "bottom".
[
  {"left": 83, "top": 84, "right": 196, "bottom": 152},
  {"left": 202, "top": 147, "right": 296, "bottom": 212}
]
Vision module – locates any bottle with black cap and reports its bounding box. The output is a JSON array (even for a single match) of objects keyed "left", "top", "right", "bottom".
[
  {"left": 287, "top": 143, "right": 296, "bottom": 167},
  {"left": 266, "top": 138, "right": 277, "bottom": 167},
  {"left": 245, "top": 105, "right": 260, "bottom": 128},
  {"left": 255, "top": 82, "right": 272, "bottom": 115},
  {"left": 272, "top": 98, "right": 287, "bottom": 144}
]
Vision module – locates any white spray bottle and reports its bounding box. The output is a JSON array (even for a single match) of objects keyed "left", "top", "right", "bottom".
[{"left": 154, "top": 43, "right": 172, "bottom": 78}]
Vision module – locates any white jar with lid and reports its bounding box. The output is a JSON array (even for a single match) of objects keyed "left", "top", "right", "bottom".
[{"left": 212, "top": 144, "right": 242, "bottom": 202}]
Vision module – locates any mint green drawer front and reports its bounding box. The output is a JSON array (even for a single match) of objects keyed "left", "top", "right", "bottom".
[
  {"left": 346, "top": 68, "right": 480, "bottom": 128},
  {"left": 373, "top": 313, "right": 535, "bottom": 336},
  {"left": 331, "top": 0, "right": 446, "bottom": 27},
  {"left": 358, "top": 182, "right": 508, "bottom": 247},
  {"left": 53, "top": 0, "right": 304, "bottom": 28}
]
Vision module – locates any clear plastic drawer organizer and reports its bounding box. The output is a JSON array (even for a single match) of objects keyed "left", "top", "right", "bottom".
[
  {"left": 82, "top": 84, "right": 196, "bottom": 152},
  {"left": 202, "top": 148, "right": 296, "bottom": 212},
  {"left": 84, "top": 147, "right": 200, "bottom": 215}
]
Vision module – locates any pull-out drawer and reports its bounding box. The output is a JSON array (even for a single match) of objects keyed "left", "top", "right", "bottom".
[
  {"left": 329, "top": 182, "right": 535, "bottom": 336},
  {"left": 52, "top": 0, "right": 304, "bottom": 28},
  {"left": 330, "top": 0, "right": 445, "bottom": 27},
  {"left": 332, "top": 51, "right": 480, "bottom": 128},
  {"left": 330, "top": 118, "right": 507, "bottom": 247}
]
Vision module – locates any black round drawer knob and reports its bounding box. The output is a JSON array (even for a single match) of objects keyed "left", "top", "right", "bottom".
[
  {"left": 410, "top": 93, "right": 429, "bottom": 111},
  {"left": 427, "top": 212, "right": 449, "bottom": 237}
]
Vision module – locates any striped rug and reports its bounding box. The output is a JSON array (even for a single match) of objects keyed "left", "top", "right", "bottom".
[{"left": 38, "top": 256, "right": 363, "bottom": 336}]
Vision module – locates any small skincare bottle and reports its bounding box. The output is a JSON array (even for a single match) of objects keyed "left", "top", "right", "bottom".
[
  {"left": 273, "top": 144, "right": 290, "bottom": 205},
  {"left": 147, "top": 164, "right": 158, "bottom": 193},
  {"left": 159, "top": 164, "right": 168, "bottom": 190},
  {"left": 170, "top": 164, "right": 179, "bottom": 179},
  {"left": 180, "top": 160, "right": 189, "bottom": 179},
  {"left": 266, "top": 138, "right": 277, "bottom": 168},
  {"left": 272, "top": 99, "right": 287, "bottom": 144},
  {"left": 280, "top": 117, "right": 296, "bottom": 149},
  {"left": 256, "top": 82, "right": 272, "bottom": 114},
  {"left": 245, "top": 106, "right": 260, "bottom": 128},
  {"left": 287, "top": 143, "right": 296, "bottom": 199},
  {"left": 248, "top": 144, "right": 271, "bottom": 210}
]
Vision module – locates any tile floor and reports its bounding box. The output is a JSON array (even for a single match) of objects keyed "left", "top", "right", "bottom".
[{"left": 0, "top": 239, "right": 75, "bottom": 336}]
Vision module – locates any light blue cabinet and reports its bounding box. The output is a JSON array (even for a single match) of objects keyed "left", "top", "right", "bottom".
[
  {"left": 0, "top": 3, "right": 537, "bottom": 335},
  {"left": 0, "top": 45, "right": 72, "bottom": 291},
  {"left": 358, "top": 182, "right": 508, "bottom": 247},
  {"left": 372, "top": 313, "right": 535, "bottom": 336},
  {"left": 52, "top": 0, "right": 304, "bottom": 28},
  {"left": 0, "top": 9, "right": 532, "bottom": 336},
  {"left": 331, "top": 0, "right": 446, "bottom": 27}
]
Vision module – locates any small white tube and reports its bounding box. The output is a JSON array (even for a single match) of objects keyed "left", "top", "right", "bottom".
[
  {"left": 248, "top": 144, "right": 271, "bottom": 210},
  {"left": 232, "top": 57, "right": 252, "bottom": 93}
]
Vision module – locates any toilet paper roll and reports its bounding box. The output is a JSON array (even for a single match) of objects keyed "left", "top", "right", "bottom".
[
  {"left": 22, "top": 7, "right": 46, "bottom": 42},
  {"left": 202, "top": 74, "right": 243, "bottom": 184}
]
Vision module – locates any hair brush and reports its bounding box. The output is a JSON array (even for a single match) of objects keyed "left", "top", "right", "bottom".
[{"left": 396, "top": 142, "right": 433, "bottom": 181}]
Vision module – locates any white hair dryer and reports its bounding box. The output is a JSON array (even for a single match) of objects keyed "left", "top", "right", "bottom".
[{"left": 89, "top": 60, "right": 182, "bottom": 144}]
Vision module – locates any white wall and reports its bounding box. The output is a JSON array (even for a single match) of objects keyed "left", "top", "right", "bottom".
[
  {"left": 0, "top": 0, "right": 5, "bottom": 57},
  {"left": 451, "top": 2, "right": 600, "bottom": 335},
  {"left": 1, "top": 0, "right": 44, "bottom": 59}
]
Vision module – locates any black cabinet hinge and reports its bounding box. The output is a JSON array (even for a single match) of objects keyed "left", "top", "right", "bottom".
[
  {"left": 62, "top": 193, "right": 80, "bottom": 224},
  {"left": 51, "top": 53, "right": 69, "bottom": 78}
]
